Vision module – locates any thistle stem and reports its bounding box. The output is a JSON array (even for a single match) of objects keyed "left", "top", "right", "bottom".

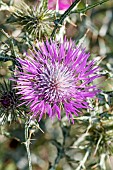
[
  {"left": 49, "top": 155, "right": 62, "bottom": 170},
  {"left": 76, "top": 149, "right": 91, "bottom": 170},
  {"left": 25, "top": 123, "right": 32, "bottom": 170},
  {"left": 51, "top": 0, "right": 109, "bottom": 39},
  {"left": 71, "top": 0, "right": 109, "bottom": 14},
  {"left": 51, "top": 0, "right": 80, "bottom": 38}
]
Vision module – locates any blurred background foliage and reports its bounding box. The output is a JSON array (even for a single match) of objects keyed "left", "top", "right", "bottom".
[{"left": 0, "top": 0, "right": 113, "bottom": 170}]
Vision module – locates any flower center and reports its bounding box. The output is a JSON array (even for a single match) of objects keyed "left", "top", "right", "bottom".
[
  {"left": 35, "top": 62, "right": 75, "bottom": 102},
  {"left": 0, "top": 94, "right": 11, "bottom": 108}
]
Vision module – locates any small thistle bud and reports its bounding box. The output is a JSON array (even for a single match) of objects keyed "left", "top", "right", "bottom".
[{"left": 7, "top": 2, "right": 55, "bottom": 40}]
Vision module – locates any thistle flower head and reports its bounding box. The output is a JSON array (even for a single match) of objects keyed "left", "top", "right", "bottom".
[
  {"left": 14, "top": 39, "right": 100, "bottom": 122},
  {"left": 0, "top": 80, "right": 21, "bottom": 124},
  {"left": 7, "top": 2, "right": 55, "bottom": 40}
]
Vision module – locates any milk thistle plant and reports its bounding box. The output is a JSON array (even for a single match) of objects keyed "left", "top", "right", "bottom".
[{"left": 0, "top": 0, "right": 113, "bottom": 170}]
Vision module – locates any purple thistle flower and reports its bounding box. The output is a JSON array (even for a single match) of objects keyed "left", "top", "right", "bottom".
[
  {"left": 0, "top": 80, "right": 23, "bottom": 124},
  {"left": 14, "top": 39, "right": 100, "bottom": 122}
]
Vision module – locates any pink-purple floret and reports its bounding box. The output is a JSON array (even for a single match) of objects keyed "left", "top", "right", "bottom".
[{"left": 15, "top": 39, "right": 100, "bottom": 123}]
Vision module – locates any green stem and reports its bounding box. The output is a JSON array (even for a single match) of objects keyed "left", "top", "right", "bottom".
[
  {"left": 49, "top": 149, "right": 63, "bottom": 170},
  {"left": 71, "top": 0, "right": 109, "bottom": 14},
  {"left": 76, "top": 149, "right": 91, "bottom": 170},
  {"left": 50, "top": 0, "right": 109, "bottom": 39},
  {"left": 42, "top": 0, "right": 48, "bottom": 9},
  {"left": 25, "top": 124, "right": 32, "bottom": 170},
  {"left": 51, "top": 0, "right": 80, "bottom": 38},
  {"left": 9, "top": 0, "right": 14, "bottom": 6}
]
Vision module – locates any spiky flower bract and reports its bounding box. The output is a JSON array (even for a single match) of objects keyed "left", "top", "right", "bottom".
[
  {"left": 7, "top": 2, "right": 55, "bottom": 40},
  {"left": 0, "top": 80, "right": 23, "bottom": 124},
  {"left": 14, "top": 39, "right": 100, "bottom": 122}
]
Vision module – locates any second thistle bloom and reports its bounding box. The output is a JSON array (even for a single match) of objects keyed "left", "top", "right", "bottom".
[
  {"left": 48, "top": 0, "right": 74, "bottom": 10},
  {"left": 15, "top": 39, "right": 100, "bottom": 122},
  {"left": 0, "top": 81, "right": 21, "bottom": 124}
]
